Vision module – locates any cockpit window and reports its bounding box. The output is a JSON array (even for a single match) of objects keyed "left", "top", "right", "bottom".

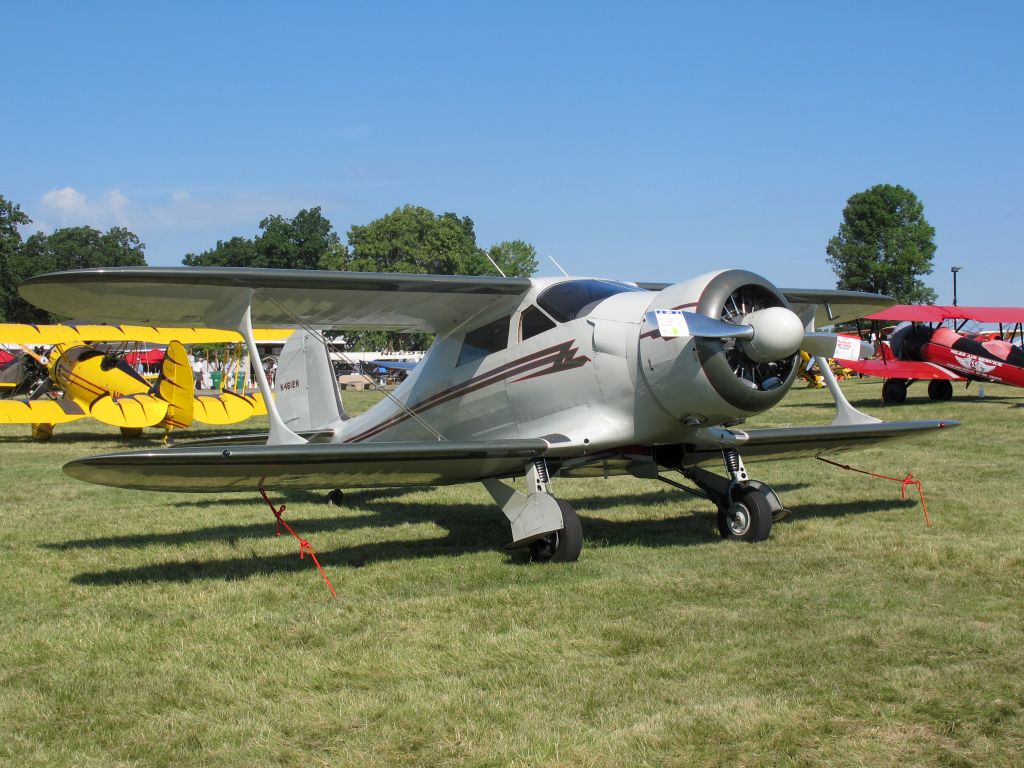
[
  {"left": 457, "top": 315, "right": 511, "bottom": 367},
  {"left": 537, "top": 280, "right": 643, "bottom": 323},
  {"left": 520, "top": 305, "right": 556, "bottom": 340}
]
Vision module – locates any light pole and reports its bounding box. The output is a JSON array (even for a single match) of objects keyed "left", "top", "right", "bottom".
[{"left": 951, "top": 266, "right": 961, "bottom": 306}]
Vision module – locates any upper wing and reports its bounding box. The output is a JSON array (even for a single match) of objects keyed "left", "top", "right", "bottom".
[
  {"left": 20, "top": 268, "right": 533, "bottom": 334},
  {"left": 836, "top": 358, "right": 962, "bottom": 381},
  {"left": 0, "top": 322, "right": 292, "bottom": 345},
  {"left": 684, "top": 420, "right": 957, "bottom": 466},
  {"left": 635, "top": 284, "right": 896, "bottom": 328},
  {"left": 780, "top": 288, "right": 896, "bottom": 328},
  {"left": 867, "top": 305, "right": 1024, "bottom": 323},
  {"left": 62, "top": 438, "right": 551, "bottom": 492}
]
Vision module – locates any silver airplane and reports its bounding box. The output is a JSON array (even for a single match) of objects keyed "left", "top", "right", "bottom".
[{"left": 20, "top": 267, "right": 957, "bottom": 563}]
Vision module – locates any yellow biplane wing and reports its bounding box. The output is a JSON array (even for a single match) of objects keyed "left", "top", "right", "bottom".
[
  {"left": 89, "top": 393, "right": 170, "bottom": 428},
  {"left": 0, "top": 399, "right": 87, "bottom": 424},
  {"left": 0, "top": 323, "right": 293, "bottom": 345}
]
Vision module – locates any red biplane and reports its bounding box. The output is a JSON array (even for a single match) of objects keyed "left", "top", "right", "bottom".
[{"left": 837, "top": 305, "right": 1024, "bottom": 403}]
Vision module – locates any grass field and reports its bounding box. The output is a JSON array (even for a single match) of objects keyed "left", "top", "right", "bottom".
[{"left": 2, "top": 379, "right": 1023, "bottom": 766}]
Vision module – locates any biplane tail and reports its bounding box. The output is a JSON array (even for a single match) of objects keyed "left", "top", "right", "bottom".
[
  {"left": 275, "top": 328, "right": 346, "bottom": 432},
  {"left": 150, "top": 340, "right": 194, "bottom": 430}
]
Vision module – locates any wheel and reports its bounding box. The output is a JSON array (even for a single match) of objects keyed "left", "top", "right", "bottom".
[
  {"left": 928, "top": 379, "right": 953, "bottom": 401},
  {"left": 326, "top": 489, "right": 345, "bottom": 506},
  {"left": 120, "top": 427, "right": 144, "bottom": 438},
  {"left": 716, "top": 485, "right": 773, "bottom": 542},
  {"left": 882, "top": 378, "right": 908, "bottom": 404},
  {"left": 528, "top": 500, "right": 583, "bottom": 563}
]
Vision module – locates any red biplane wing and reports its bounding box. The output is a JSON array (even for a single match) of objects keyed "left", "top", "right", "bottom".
[
  {"left": 837, "top": 357, "right": 963, "bottom": 381},
  {"left": 866, "top": 305, "right": 1024, "bottom": 323}
]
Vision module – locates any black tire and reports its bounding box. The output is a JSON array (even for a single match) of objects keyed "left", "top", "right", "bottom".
[
  {"left": 882, "top": 378, "right": 908, "bottom": 404},
  {"left": 716, "top": 485, "right": 773, "bottom": 542},
  {"left": 928, "top": 379, "right": 953, "bottom": 401},
  {"left": 326, "top": 489, "right": 345, "bottom": 506},
  {"left": 528, "top": 500, "right": 583, "bottom": 563}
]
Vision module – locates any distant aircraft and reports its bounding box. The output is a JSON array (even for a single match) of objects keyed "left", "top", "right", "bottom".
[
  {"left": 835, "top": 305, "right": 1024, "bottom": 403},
  {"left": 0, "top": 323, "right": 288, "bottom": 439},
  {"left": 20, "top": 267, "right": 956, "bottom": 562}
]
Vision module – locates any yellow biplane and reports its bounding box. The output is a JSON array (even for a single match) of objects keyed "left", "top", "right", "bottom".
[{"left": 0, "top": 324, "right": 291, "bottom": 439}]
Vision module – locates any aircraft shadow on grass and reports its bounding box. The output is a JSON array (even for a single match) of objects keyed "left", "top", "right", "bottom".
[{"left": 57, "top": 489, "right": 916, "bottom": 588}]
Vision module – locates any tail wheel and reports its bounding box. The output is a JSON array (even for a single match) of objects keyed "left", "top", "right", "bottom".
[
  {"left": 528, "top": 500, "right": 583, "bottom": 563},
  {"left": 716, "top": 485, "right": 773, "bottom": 542},
  {"left": 882, "top": 378, "right": 908, "bottom": 404},
  {"left": 928, "top": 379, "right": 953, "bottom": 401}
]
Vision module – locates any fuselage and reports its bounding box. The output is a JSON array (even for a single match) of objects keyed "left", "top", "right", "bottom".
[
  {"left": 893, "top": 324, "right": 1024, "bottom": 387},
  {"left": 330, "top": 270, "right": 802, "bottom": 454}
]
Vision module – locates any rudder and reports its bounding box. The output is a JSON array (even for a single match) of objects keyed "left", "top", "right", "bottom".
[{"left": 153, "top": 340, "right": 194, "bottom": 429}]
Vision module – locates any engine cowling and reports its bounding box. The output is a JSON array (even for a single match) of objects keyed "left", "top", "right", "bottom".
[{"left": 638, "top": 269, "right": 801, "bottom": 423}]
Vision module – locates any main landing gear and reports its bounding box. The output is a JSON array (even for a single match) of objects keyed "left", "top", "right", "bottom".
[
  {"left": 882, "top": 378, "right": 954, "bottom": 403},
  {"left": 882, "top": 378, "right": 908, "bottom": 404},
  {"left": 483, "top": 459, "right": 583, "bottom": 563},
  {"left": 676, "top": 448, "right": 786, "bottom": 543}
]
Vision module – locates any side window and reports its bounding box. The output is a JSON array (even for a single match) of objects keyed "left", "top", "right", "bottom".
[
  {"left": 520, "top": 305, "right": 556, "bottom": 340},
  {"left": 457, "top": 315, "right": 511, "bottom": 367}
]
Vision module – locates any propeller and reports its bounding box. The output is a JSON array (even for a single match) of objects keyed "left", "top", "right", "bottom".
[{"left": 648, "top": 309, "right": 874, "bottom": 361}]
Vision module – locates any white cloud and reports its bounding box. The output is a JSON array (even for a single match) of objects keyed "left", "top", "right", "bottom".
[
  {"left": 39, "top": 186, "right": 133, "bottom": 228},
  {"left": 33, "top": 186, "right": 319, "bottom": 237}
]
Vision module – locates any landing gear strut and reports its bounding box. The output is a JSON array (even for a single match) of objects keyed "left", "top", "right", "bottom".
[{"left": 677, "top": 448, "right": 785, "bottom": 543}]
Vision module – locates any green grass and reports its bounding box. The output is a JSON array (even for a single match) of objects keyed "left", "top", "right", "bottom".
[{"left": 2, "top": 378, "right": 1023, "bottom": 766}]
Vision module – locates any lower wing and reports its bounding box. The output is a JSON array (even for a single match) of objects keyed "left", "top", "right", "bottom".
[
  {"left": 0, "top": 399, "right": 87, "bottom": 424},
  {"left": 63, "top": 439, "right": 551, "bottom": 491},
  {"left": 837, "top": 358, "right": 962, "bottom": 381},
  {"left": 683, "top": 420, "right": 957, "bottom": 467}
]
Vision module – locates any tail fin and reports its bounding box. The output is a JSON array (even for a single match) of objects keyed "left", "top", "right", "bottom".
[
  {"left": 275, "top": 329, "right": 346, "bottom": 432},
  {"left": 152, "top": 340, "right": 194, "bottom": 429}
]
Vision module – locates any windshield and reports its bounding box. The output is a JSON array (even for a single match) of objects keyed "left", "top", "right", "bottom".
[{"left": 537, "top": 280, "right": 643, "bottom": 323}]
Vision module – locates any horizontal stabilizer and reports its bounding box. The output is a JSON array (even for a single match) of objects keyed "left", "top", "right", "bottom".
[
  {"left": 193, "top": 391, "right": 260, "bottom": 425},
  {"left": 90, "top": 394, "right": 169, "bottom": 428},
  {"left": 63, "top": 439, "right": 551, "bottom": 492}
]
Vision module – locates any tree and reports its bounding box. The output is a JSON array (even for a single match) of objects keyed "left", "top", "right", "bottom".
[
  {"left": 0, "top": 195, "right": 32, "bottom": 321},
  {"left": 488, "top": 239, "right": 538, "bottom": 278},
  {"left": 826, "top": 184, "right": 937, "bottom": 304},
  {"left": 342, "top": 205, "right": 487, "bottom": 276},
  {"left": 337, "top": 206, "right": 538, "bottom": 351},
  {"left": 5, "top": 223, "right": 147, "bottom": 323},
  {"left": 183, "top": 207, "right": 343, "bottom": 269}
]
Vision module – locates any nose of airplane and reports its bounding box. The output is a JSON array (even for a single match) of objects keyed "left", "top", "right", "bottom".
[{"left": 738, "top": 306, "right": 805, "bottom": 363}]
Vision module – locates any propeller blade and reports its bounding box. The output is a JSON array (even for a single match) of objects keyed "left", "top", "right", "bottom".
[
  {"left": 648, "top": 310, "right": 753, "bottom": 340},
  {"left": 803, "top": 333, "right": 874, "bottom": 360}
]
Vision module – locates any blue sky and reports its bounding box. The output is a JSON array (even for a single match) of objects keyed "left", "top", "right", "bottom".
[{"left": 4, "top": 1, "right": 1022, "bottom": 304}]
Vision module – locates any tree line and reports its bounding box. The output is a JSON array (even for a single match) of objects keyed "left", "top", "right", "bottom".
[{"left": 1, "top": 184, "right": 938, "bottom": 329}]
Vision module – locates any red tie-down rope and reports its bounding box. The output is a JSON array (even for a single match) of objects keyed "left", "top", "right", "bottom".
[
  {"left": 816, "top": 457, "right": 931, "bottom": 527},
  {"left": 258, "top": 485, "right": 338, "bottom": 598}
]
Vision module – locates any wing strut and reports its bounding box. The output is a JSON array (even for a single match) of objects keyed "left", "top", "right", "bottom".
[
  {"left": 238, "top": 299, "right": 305, "bottom": 446},
  {"left": 814, "top": 355, "right": 880, "bottom": 426}
]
